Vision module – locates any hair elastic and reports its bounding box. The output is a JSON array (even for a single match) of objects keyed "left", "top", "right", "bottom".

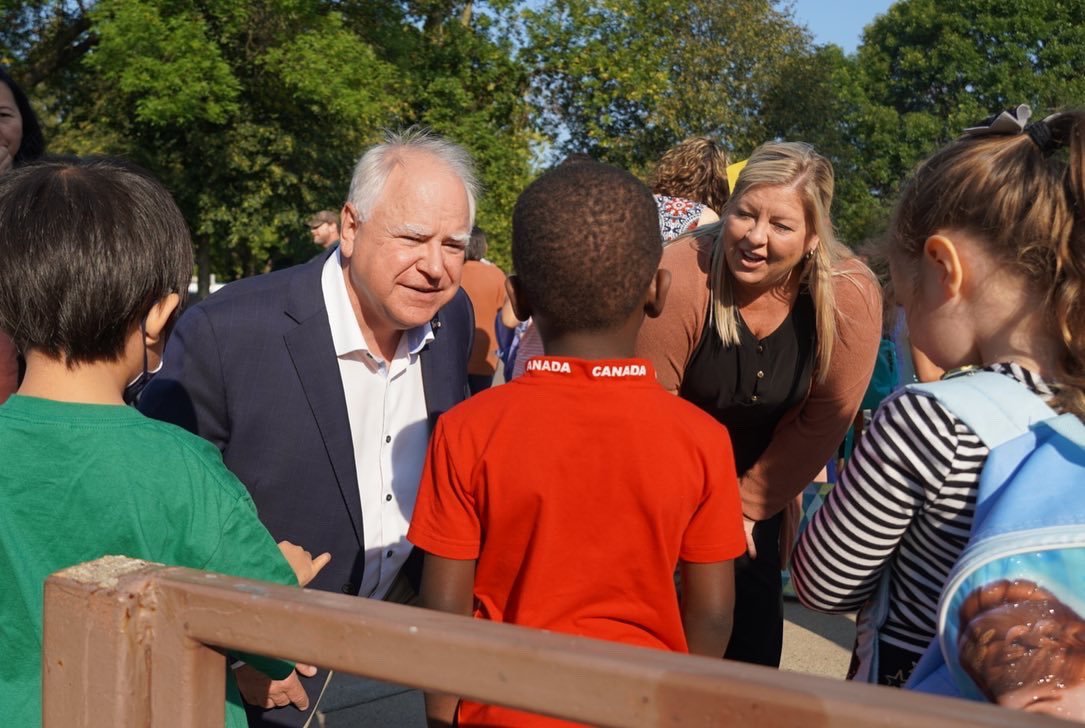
[{"left": 1025, "top": 120, "right": 1059, "bottom": 156}]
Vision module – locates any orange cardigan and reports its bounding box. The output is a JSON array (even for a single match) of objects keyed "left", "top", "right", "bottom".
[{"left": 637, "top": 235, "right": 882, "bottom": 555}]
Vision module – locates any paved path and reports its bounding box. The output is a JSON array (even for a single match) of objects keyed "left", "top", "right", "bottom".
[{"left": 780, "top": 601, "right": 855, "bottom": 679}]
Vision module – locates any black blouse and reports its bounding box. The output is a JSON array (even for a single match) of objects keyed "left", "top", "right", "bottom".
[{"left": 679, "top": 292, "right": 816, "bottom": 476}]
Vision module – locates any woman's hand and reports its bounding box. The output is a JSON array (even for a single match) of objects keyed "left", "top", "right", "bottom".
[{"left": 743, "top": 517, "right": 757, "bottom": 559}]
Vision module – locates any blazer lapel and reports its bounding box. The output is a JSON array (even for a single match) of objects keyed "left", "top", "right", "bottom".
[{"left": 283, "top": 257, "right": 364, "bottom": 547}]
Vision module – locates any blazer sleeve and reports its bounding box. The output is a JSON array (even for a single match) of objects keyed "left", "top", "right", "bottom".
[
  {"left": 740, "top": 262, "right": 883, "bottom": 520},
  {"left": 139, "top": 304, "right": 232, "bottom": 452}
]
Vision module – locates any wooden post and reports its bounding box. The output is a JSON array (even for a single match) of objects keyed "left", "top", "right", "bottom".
[
  {"left": 42, "top": 555, "right": 223, "bottom": 728},
  {"left": 42, "top": 556, "right": 156, "bottom": 727}
]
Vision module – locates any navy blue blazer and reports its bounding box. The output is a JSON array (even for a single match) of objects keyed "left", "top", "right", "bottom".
[{"left": 140, "top": 250, "right": 473, "bottom": 598}]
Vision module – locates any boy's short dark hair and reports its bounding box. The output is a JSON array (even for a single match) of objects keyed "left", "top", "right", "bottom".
[
  {"left": 0, "top": 157, "right": 193, "bottom": 363},
  {"left": 511, "top": 161, "right": 662, "bottom": 334}
]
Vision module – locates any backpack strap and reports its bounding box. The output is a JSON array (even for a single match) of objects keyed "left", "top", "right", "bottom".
[{"left": 906, "top": 370, "right": 1057, "bottom": 448}]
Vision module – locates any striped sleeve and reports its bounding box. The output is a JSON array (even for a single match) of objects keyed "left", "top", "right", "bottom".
[{"left": 790, "top": 390, "right": 977, "bottom": 613}]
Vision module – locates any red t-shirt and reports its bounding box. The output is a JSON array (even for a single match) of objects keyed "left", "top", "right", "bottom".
[{"left": 408, "top": 356, "right": 744, "bottom": 727}]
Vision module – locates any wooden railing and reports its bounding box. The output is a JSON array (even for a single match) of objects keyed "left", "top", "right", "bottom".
[{"left": 42, "top": 556, "right": 1069, "bottom": 727}]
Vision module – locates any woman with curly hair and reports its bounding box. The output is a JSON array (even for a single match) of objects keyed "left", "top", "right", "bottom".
[{"left": 652, "top": 136, "right": 729, "bottom": 241}]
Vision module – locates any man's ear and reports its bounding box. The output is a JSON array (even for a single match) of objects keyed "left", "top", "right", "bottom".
[
  {"left": 338, "top": 203, "right": 359, "bottom": 258},
  {"left": 644, "top": 268, "right": 670, "bottom": 319},
  {"left": 144, "top": 293, "right": 181, "bottom": 345},
  {"left": 922, "top": 234, "right": 964, "bottom": 299},
  {"left": 505, "top": 275, "right": 532, "bottom": 322}
]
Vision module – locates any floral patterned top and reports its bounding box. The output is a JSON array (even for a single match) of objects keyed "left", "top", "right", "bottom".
[{"left": 654, "top": 194, "right": 705, "bottom": 242}]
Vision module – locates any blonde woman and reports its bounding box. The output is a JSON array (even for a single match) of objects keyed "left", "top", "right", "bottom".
[{"left": 638, "top": 141, "right": 882, "bottom": 666}]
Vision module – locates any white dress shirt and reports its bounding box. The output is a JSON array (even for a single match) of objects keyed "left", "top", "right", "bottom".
[{"left": 321, "top": 250, "right": 434, "bottom": 599}]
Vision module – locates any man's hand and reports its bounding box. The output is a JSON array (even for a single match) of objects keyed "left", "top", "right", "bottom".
[
  {"left": 234, "top": 663, "right": 318, "bottom": 710},
  {"left": 743, "top": 517, "right": 757, "bottom": 560},
  {"left": 278, "top": 541, "right": 332, "bottom": 587}
]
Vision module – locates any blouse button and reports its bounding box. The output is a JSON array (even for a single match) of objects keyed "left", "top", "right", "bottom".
[
  {"left": 756, "top": 370, "right": 765, "bottom": 379},
  {"left": 757, "top": 344, "right": 764, "bottom": 354},
  {"left": 751, "top": 395, "right": 760, "bottom": 402}
]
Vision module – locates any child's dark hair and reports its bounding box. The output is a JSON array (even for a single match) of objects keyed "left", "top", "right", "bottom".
[
  {"left": 0, "top": 157, "right": 192, "bottom": 364},
  {"left": 889, "top": 109, "right": 1085, "bottom": 416},
  {"left": 958, "top": 579, "right": 1085, "bottom": 701},
  {"left": 511, "top": 161, "right": 662, "bottom": 334},
  {"left": 0, "top": 66, "right": 46, "bottom": 165}
]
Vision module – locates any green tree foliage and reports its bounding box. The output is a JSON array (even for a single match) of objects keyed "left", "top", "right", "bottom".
[
  {"left": 7, "top": 0, "right": 1085, "bottom": 280},
  {"left": 523, "top": 0, "right": 811, "bottom": 172},
  {"left": 847, "top": 0, "right": 1085, "bottom": 242},
  {"left": 2, "top": 0, "right": 533, "bottom": 286}
]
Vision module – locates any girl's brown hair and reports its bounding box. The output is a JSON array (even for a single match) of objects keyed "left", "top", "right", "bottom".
[{"left": 889, "top": 110, "right": 1085, "bottom": 416}]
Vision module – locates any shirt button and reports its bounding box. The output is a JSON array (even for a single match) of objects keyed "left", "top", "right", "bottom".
[
  {"left": 385, "top": 494, "right": 393, "bottom": 502},
  {"left": 341, "top": 583, "right": 354, "bottom": 594},
  {"left": 386, "top": 550, "right": 394, "bottom": 558},
  {"left": 751, "top": 395, "right": 760, "bottom": 402},
  {"left": 757, "top": 344, "right": 764, "bottom": 354},
  {"left": 385, "top": 435, "right": 391, "bottom": 443},
  {"left": 756, "top": 370, "right": 765, "bottom": 379}
]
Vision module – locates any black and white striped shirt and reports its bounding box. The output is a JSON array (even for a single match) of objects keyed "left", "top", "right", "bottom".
[{"left": 790, "top": 363, "right": 1054, "bottom": 660}]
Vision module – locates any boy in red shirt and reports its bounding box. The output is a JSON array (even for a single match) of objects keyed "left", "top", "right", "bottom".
[{"left": 407, "top": 160, "right": 745, "bottom": 727}]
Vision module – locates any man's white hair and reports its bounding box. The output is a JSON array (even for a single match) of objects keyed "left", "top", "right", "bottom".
[{"left": 347, "top": 127, "right": 480, "bottom": 226}]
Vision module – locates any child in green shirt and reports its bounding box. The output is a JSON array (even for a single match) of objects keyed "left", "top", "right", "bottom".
[{"left": 0, "top": 158, "right": 328, "bottom": 727}]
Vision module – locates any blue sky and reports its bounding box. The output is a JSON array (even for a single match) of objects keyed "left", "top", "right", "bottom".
[{"left": 789, "top": 0, "right": 896, "bottom": 54}]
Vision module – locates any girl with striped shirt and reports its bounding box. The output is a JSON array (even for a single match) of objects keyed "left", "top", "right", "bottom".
[{"left": 791, "top": 106, "right": 1085, "bottom": 689}]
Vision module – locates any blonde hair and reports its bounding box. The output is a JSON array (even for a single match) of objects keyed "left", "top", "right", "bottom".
[
  {"left": 889, "top": 110, "right": 1085, "bottom": 417},
  {"left": 651, "top": 137, "right": 730, "bottom": 213},
  {"left": 699, "top": 141, "right": 860, "bottom": 383}
]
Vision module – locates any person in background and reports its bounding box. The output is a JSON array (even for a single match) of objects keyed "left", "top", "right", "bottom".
[
  {"left": 459, "top": 226, "right": 507, "bottom": 394},
  {"left": 0, "top": 66, "right": 47, "bottom": 404},
  {"left": 638, "top": 141, "right": 882, "bottom": 668},
  {"left": 308, "top": 209, "right": 340, "bottom": 250},
  {"left": 791, "top": 106, "right": 1085, "bottom": 688},
  {"left": 411, "top": 159, "right": 744, "bottom": 727},
  {"left": 652, "top": 136, "right": 730, "bottom": 242}
]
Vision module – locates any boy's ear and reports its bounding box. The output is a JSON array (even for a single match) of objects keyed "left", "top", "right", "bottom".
[
  {"left": 922, "top": 234, "right": 964, "bottom": 299},
  {"left": 505, "top": 274, "right": 532, "bottom": 322},
  {"left": 144, "top": 293, "right": 181, "bottom": 345},
  {"left": 644, "top": 268, "right": 670, "bottom": 319}
]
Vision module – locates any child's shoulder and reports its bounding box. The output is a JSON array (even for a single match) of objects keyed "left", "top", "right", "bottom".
[{"left": 126, "top": 415, "right": 251, "bottom": 499}]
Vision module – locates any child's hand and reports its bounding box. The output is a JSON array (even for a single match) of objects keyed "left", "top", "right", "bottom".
[
  {"left": 234, "top": 663, "right": 318, "bottom": 710},
  {"left": 277, "top": 541, "right": 332, "bottom": 587}
]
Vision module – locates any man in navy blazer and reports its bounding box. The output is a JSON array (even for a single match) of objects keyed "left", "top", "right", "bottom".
[{"left": 140, "top": 129, "right": 477, "bottom": 727}]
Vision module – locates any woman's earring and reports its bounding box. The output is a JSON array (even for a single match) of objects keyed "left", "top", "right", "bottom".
[{"left": 803, "top": 249, "right": 815, "bottom": 263}]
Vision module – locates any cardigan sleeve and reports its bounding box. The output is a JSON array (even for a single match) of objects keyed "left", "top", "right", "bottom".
[
  {"left": 740, "top": 261, "right": 883, "bottom": 520},
  {"left": 636, "top": 235, "right": 713, "bottom": 394}
]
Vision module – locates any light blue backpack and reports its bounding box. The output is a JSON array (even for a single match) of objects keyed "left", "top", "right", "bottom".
[{"left": 903, "top": 370, "right": 1085, "bottom": 701}]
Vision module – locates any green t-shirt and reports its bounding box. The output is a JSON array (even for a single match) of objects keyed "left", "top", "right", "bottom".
[{"left": 0, "top": 395, "right": 298, "bottom": 727}]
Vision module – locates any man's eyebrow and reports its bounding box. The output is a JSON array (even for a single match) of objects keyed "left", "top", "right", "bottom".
[
  {"left": 449, "top": 231, "right": 471, "bottom": 244},
  {"left": 387, "top": 223, "right": 430, "bottom": 237}
]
